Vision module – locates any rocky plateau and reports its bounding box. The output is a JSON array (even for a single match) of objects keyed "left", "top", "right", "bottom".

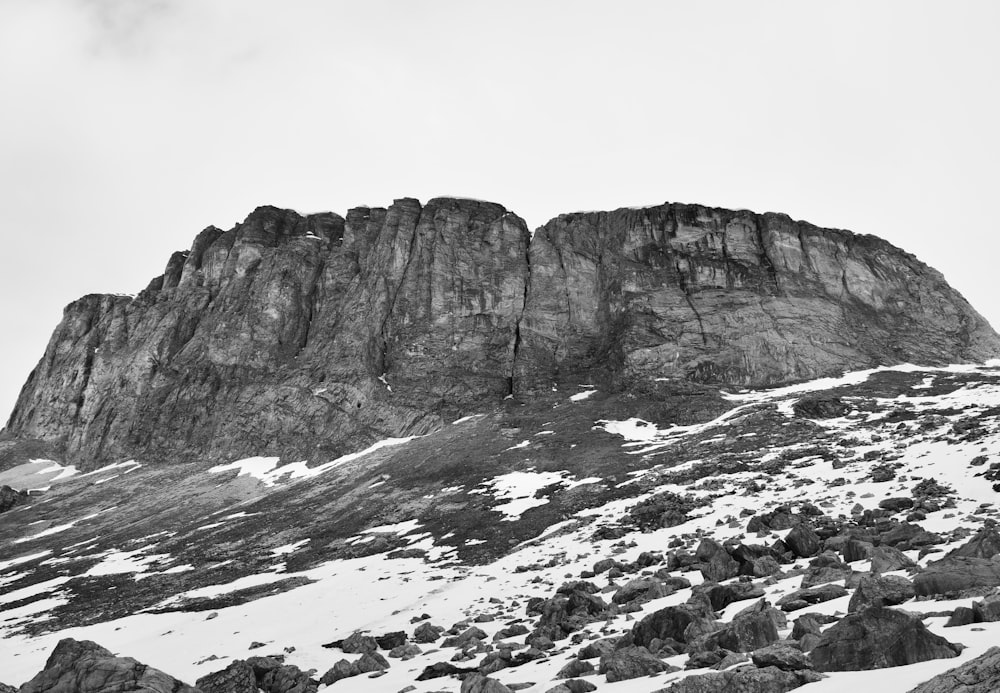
[{"left": 3, "top": 198, "right": 1000, "bottom": 693}]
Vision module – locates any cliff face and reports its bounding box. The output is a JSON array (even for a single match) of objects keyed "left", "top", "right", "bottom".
[
  {"left": 5, "top": 199, "right": 998, "bottom": 466},
  {"left": 515, "top": 204, "right": 1000, "bottom": 389}
]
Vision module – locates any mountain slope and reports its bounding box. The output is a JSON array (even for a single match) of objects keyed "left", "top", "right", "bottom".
[{"left": 4, "top": 362, "right": 1000, "bottom": 693}]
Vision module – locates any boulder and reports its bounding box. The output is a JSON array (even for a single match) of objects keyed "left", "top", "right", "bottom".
[
  {"left": 914, "top": 556, "right": 1000, "bottom": 596},
  {"left": 413, "top": 622, "right": 444, "bottom": 643},
  {"left": 810, "top": 607, "right": 962, "bottom": 671},
  {"left": 695, "top": 539, "right": 740, "bottom": 582},
  {"left": 544, "top": 681, "right": 598, "bottom": 693},
  {"left": 869, "top": 545, "right": 917, "bottom": 573},
  {"left": 693, "top": 581, "right": 766, "bottom": 611},
  {"left": 696, "top": 609, "right": 780, "bottom": 653},
  {"left": 415, "top": 662, "right": 479, "bottom": 680},
  {"left": 577, "top": 637, "right": 619, "bottom": 660},
  {"left": 948, "top": 527, "right": 1000, "bottom": 559},
  {"left": 460, "top": 675, "right": 512, "bottom": 693},
  {"left": 632, "top": 602, "right": 715, "bottom": 648},
  {"left": 246, "top": 658, "right": 317, "bottom": 693},
  {"left": 374, "top": 631, "right": 407, "bottom": 649},
  {"left": 785, "top": 525, "right": 822, "bottom": 558},
  {"left": 776, "top": 584, "right": 848, "bottom": 612},
  {"left": 555, "top": 659, "right": 595, "bottom": 678},
  {"left": 651, "top": 666, "right": 823, "bottom": 692},
  {"left": 197, "top": 661, "right": 258, "bottom": 693},
  {"left": 599, "top": 645, "right": 676, "bottom": 682},
  {"left": 750, "top": 643, "right": 813, "bottom": 671},
  {"left": 20, "top": 639, "right": 199, "bottom": 693},
  {"left": 613, "top": 577, "right": 673, "bottom": 605},
  {"left": 848, "top": 574, "right": 915, "bottom": 612}
]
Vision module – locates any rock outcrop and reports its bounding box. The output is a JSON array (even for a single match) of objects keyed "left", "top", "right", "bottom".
[
  {"left": 19, "top": 638, "right": 198, "bottom": 693},
  {"left": 5, "top": 199, "right": 998, "bottom": 467}
]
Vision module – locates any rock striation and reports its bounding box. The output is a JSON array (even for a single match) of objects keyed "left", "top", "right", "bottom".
[{"left": 5, "top": 199, "right": 999, "bottom": 467}]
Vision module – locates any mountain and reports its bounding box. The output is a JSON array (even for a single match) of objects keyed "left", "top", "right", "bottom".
[
  {"left": 4, "top": 198, "right": 1000, "bottom": 693},
  {"left": 3, "top": 198, "right": 998, "bottom": 468}
]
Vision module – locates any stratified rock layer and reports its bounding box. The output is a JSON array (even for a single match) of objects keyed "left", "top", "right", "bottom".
[
  {"left": 6, "top": 199, "right": 529, "bottom": 466},
  {"left": 515, "top": 205, "right": 999, "bottom": 389},
  {"left": 5, "top": 199, "right": 999, "bottom": 467}
]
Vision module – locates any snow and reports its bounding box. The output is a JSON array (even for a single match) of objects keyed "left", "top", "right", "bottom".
[
  {"left": 503, "top": 440, "right": 530, "bottom": 451},
  {"left": 13, "top": 512, "right": 102, "bottom": 544},
  {"left": 570, "top": 389, "right": 596, "bottom": 402},
  {"left": 85, "top": 547, "right": 171, "bottom": 577},
  {"left": 270, "top": 540, "right": 310, "bottom": 556},
  {"left": 0, "top": 551, "right": 51, "bottom": 572},
  {"left": 208, "top": 437, "right": 417, "bottom": 487},
  {"left": 363, "top": 519, "right": 422, "bottom": 535}
]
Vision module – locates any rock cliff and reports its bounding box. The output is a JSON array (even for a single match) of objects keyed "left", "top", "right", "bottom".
[{"left": 4, "top": 198, "right": 998, "bottom": 467}]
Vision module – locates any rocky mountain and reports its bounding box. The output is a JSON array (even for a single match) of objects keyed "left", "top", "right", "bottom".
[
  {"left": 3, "top": 198, "right": 998, "bottom": 468},
  {"left": 4, "top": 198, "right": 1000, "bottom": 693}
]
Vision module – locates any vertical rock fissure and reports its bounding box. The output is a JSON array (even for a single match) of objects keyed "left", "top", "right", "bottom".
[
  {"left": 755, "top": 222, "right": 781, "bottom": 294},
  {"left": 675, "top": 261, "right": 708, "bottom": 346},
  {"left": 509, "top": 234, "right": 532, "bottom": 395}
]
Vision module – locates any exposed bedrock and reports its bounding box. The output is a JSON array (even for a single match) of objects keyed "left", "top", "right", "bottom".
[{"left": 5, "top": 199, "right": 998, "bottom": 467}]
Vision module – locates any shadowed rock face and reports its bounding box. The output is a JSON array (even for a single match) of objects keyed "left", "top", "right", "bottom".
[
  {"left": 515, "top": 204, "right": 1000, "bottom": 389},
  {"left": 5, "top": 198, "right": 999, "bottom": 467}
]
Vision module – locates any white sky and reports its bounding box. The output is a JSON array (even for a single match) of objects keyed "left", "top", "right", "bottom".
[{"left": 1, "top": 1, "right": 998, "bottom": 424}]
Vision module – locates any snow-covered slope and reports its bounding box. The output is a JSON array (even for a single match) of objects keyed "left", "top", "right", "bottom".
[{"left": 5, "top": 362, "right": 1000, "bottom": 692}]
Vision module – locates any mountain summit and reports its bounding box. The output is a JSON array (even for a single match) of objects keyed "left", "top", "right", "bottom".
[{"left": 5, "top": 198, "right": 998, "bottom": 467}]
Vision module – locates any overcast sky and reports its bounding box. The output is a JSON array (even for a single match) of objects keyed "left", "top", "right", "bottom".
[{"left": 1, "top": 1, "right": 998, "bottom": 423}]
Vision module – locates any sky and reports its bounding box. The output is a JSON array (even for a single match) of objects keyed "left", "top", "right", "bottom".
[{"left": 1, "top": 1, "right": 998, "bottom": 422}]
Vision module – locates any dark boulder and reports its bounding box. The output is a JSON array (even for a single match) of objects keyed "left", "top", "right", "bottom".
[
  {"left": 374, "top": 631, "right": 407, "bottom": 649},
  {"left": 948, "top": 526, "right": 1000, "bottom": 559},
  {"left": 869, "top": 545, "right": 917, "bottom": 573},
  {"left": 413, "top": 622, "right": 444, "bottom": 643},
  {"left": 695, "top": 609, "right": 780, "bottom": 653},
  {"left": 750, "top": 643, "right": 813, "bottom": 671},
  {"left": 695, "top": 539, "right": 740, "bottom": 582},
  {"left": 545, "top": 680, "right": 597, "bottom": 693},
  {"left": 555, "top": 659, "right": 595, "bottom": 678},
  {"left": 848, "top": 574, "right": 915, "bottom": 612},
  {"left": 632, "top": 602, "right": 715, "bottom": 648},
  {"left": 785, "top": 525, "right": 822, "bottom": 558},
  {"left": 691, "top": 581, "right": 765, "bottom": 611},
  {"left": 246, "top": 657, "right": 317, "bottom": 693},
  {"left": 651, "top": 666, "right": 823, "bottom": 692},
  {"left": 810, "top": 607, "right": 962, "bottom": 671},
  {"left": 914, "top": 556, "right": 1000, "bottom": 596},
  {"left": 776, "top": 584, "right": 848, "bottom": 612},
  {"left": 612, "top": 577, "right": 673, "bottom": 605},
  {"left": 20, "top": 639, "right": 199, "bottom": 693},
  {"left": 416, "top": 662, "right": 479, "bottom": 680},
  {"left": 197, "top": 661, "right": 258, "bottom": 693},
  {"left": 599, "top": 645, "right": 676, "bottom": 682},
  {"left": 460, "top": 674, "right": 512, "bottom": 693}
]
